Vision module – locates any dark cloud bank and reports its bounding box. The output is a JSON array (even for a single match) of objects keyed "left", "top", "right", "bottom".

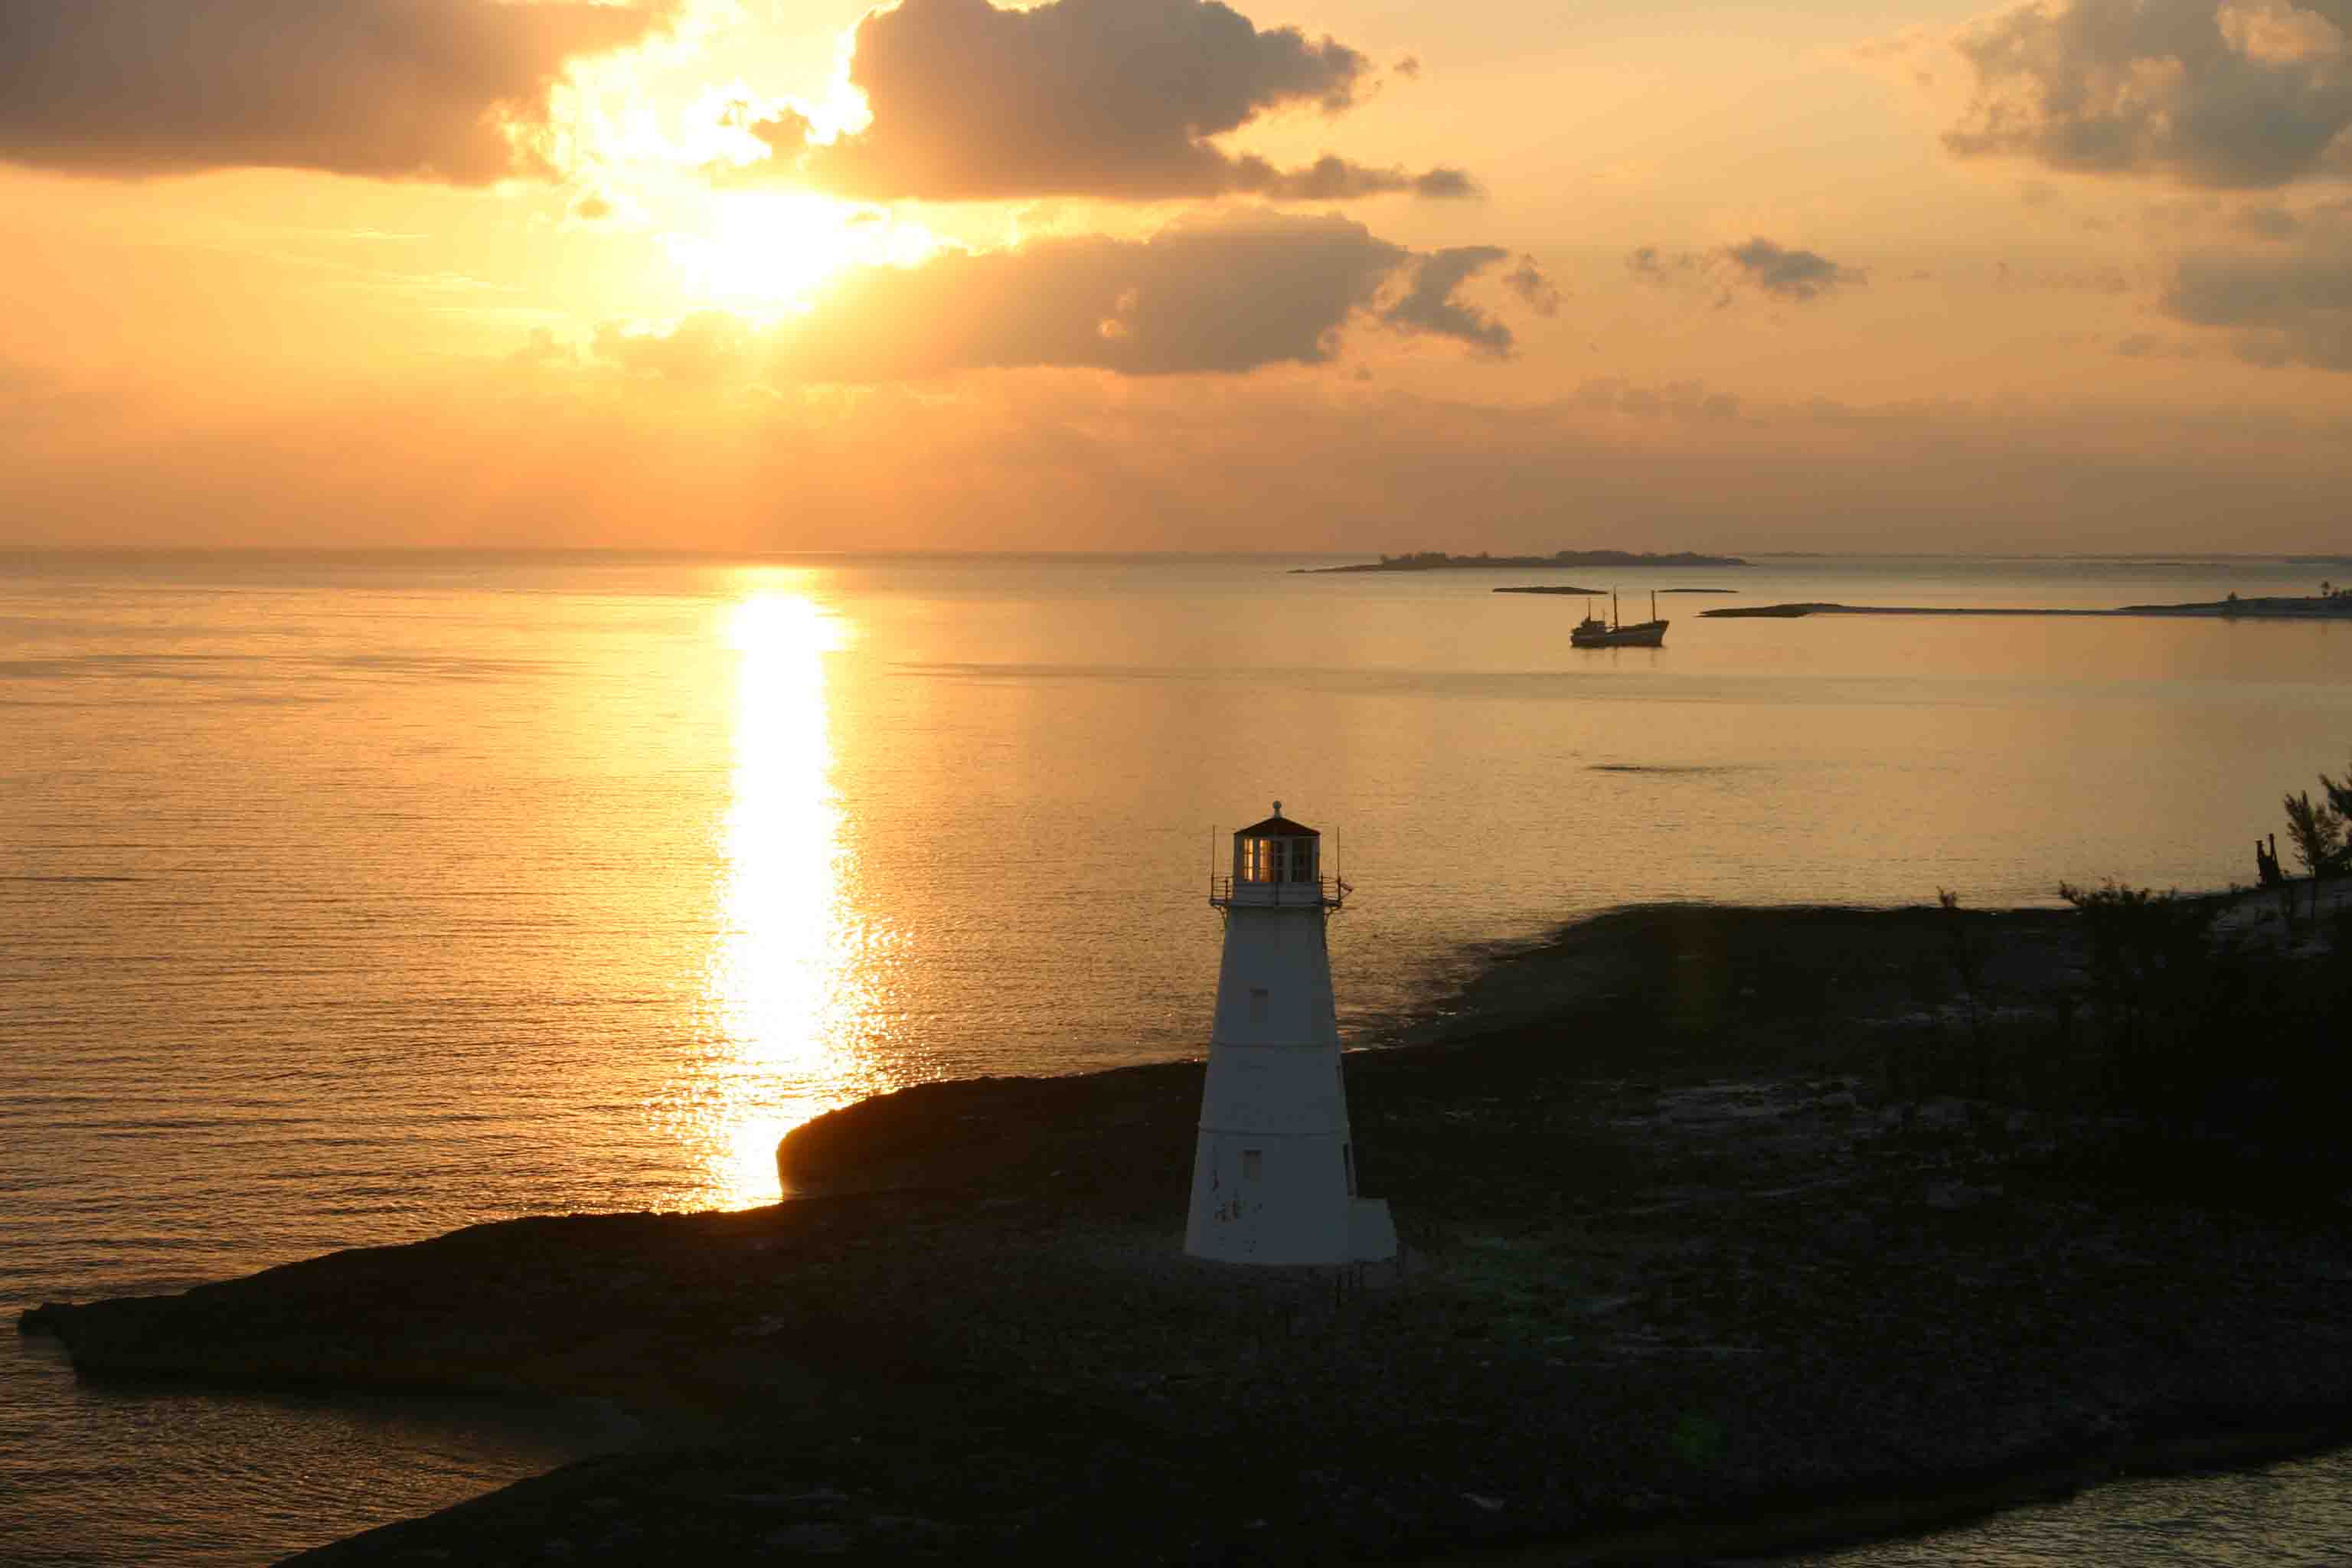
[
  {"left": 598, "top": 212, "right": 1549, "bottom": 381},
  {"left": 1944, "top": 0, "right": 2352, "bottom": 188},
  {"left": 0, "top": 0, "right": 677, "bottom": 182},
  {"left": 2162, "top": 203, "right": 2352, "bottom": 368},
  {"left": 746, "top": 0, "right": 1475, "bottom": 202},
  {"left": 1933, "top": 1, "right": 2352, "bottom": 371}
]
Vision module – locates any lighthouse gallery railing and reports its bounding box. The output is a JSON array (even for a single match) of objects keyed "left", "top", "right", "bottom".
[{"left": 1207, "top": 875, "right": 1349, "bottom": 909}]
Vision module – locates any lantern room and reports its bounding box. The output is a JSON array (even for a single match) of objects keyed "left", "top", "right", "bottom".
[
  {"left": 1214, "top": 802, "right": 1344, "bottom": 909},
  {"left": 1236, "top": 804, "right": 1318, "bottom": 883}
]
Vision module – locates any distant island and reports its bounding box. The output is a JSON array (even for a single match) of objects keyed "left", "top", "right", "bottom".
[
  {"left": 1296, "top": 550, "right": 1749, "bottom": 573},
  {"left": 1494, "top": 585, "right": 1741, "bottom": 596},
  {"left": 1705, "top": 595, "right": 2352, "bottom": 621}
]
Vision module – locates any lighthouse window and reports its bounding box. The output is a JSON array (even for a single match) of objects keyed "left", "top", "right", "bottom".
[
  {"left": 1241, "top": 837, "right": 1319, "bottom": 881},
  {"left": 1248, "top": 988, "right": 1270, "bottom": 1022},
  {"left": 1241, "top": 1149, "right": 1263, "bottom": 1181}
]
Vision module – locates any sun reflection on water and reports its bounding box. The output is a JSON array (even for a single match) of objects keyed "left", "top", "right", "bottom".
[{"left": 675, "top": 585, "right": 892, "bottom": 1207}]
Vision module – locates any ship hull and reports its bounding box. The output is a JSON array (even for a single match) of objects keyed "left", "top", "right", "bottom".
[{"left": 1570, "top": 619, "right": 1668, "bottom": 648}]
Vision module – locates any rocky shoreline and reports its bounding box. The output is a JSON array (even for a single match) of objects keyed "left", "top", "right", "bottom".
[{"left": 20, "top": 900, "right": 2352, "bottom": 1564}]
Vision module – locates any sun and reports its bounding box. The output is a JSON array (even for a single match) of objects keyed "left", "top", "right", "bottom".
[{"left": 664, "top": 190, "right": 936, "bottom": 316}]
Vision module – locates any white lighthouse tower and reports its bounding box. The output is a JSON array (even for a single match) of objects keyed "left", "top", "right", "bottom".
[{"left": 1185, "top": 804, "right": 1396, "bottom": 1266}]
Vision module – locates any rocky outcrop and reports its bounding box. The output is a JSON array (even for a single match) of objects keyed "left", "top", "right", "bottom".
[{"left": 21, "top": 903, "right": 2352, "bottom": 1564}]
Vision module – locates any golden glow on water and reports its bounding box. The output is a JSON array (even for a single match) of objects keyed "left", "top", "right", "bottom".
[{"left": 674, "top": 584, "right": 889, "bottom": 1207}]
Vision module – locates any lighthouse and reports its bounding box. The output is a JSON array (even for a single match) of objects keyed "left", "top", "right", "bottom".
[{"left": 1185, "top": 804, "right": 1396, "bottom": 1266}]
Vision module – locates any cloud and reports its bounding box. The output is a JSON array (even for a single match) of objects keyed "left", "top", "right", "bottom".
[
  {"left": 1380, "top": 247, "right": 1517, "bottom": 354},
  {"left": 559, "top": 181, "right": 649, "bottom": 228},
  {"left": 0, "top": 0, "right": 678, "bottom": 184},
  {"left": 743, "top": 0, "right": 1475, "bottom": 201},
  {"left": 1228, "top": 155, "right": 1481, "bottom": 201},
  {"left": 1411, "top": 167, "right": 1481, "bottom": 199},
  {"left": 1942, "top": 0, "right": 2352, "bottom": 188},
  {"left": 2160, "top": 208, "right": 2352, "bottom": 368},
  {"left": 2236, "top": 204, "right": 2308, "bottom": 237},
  {"left": 596, "top": 312, "right": 760, "bottom": 383},
  {"left": 1628, "top": 237, "right": 1864, "bottom": 302},
  {"left": 1625, "top": 246, "right": 1687, "bottom": 285},
  {"left": 1503, "top": 255, "right": 1563, "bottom": 316},
  {"left": 792, "top": 211, "right": 1409, "bottom": 376},
  {"left": 1721, "top": 237, "right": 1867, "bottom": 300},
  {"left": 508, "top": 328, "right": 579, "bottom": 370},
  {"left": 2219, "top": 0, "right": 2348, "bottom": 62},
  {"left": 1851, "top": 26, "right": 1945, "bottom": 89},
  {"left": 596, "top": 211, "right": 1536, "bottom": 381}
]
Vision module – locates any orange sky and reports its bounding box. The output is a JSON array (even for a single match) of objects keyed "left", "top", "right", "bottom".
[{"left": 2, "top": 0, "right": 2348, "bottom": 552}]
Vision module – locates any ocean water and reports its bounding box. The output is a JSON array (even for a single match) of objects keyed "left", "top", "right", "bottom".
[
  {"left": 1775, "top": 1446, "right": 2352, "bottom": 1566},
  {"left": 4, "top": 550, "right": 2349, "bottom": 1563}
]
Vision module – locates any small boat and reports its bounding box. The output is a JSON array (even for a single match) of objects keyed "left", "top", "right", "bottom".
[{"left": 1570, "top": 590, "right": 1668, "bottom": 648}]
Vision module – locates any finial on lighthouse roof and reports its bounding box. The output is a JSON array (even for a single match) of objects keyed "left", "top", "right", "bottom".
[{"left": 1273, "top": 799, "right": 1281, "bottom": 816}]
